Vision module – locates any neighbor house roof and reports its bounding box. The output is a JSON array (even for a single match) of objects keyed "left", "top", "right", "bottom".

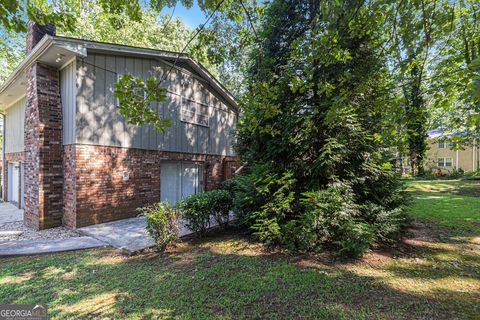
[
  {"left": 0, "top": 35, "right": 237, "bottom": 110},
  {"left": 427, "top": 129, "right": 468, "bottom": 139}
]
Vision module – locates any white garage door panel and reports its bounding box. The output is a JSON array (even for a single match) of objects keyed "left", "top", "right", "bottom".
[
  {"left": 160, "top": 162, "right": 181, "bottom": 203},
  {"left": 182, "top": 164, "right": 198, "bottom": 198},
  {"left": 20, "top": 163, "right": 24, "bottom": 208},
  {"left": 160, "top": 162, "right": 203, "bottom": 203},
  {"left": 8, "top": 163, "right": 19, "bottom": 203}
]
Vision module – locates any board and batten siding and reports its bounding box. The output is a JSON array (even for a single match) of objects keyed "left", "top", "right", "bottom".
[
  {"left": 60, "top": 60, "right": 76, "bottom": 145},
  {"left": 75, "top": 53, "right": 237, "bottom": 156},
  {"left": 4, "top": 97, "right": 25, "bottom": 153}
]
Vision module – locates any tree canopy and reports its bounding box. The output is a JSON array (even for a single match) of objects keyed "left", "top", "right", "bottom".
[
  {"left": 1, "top": 1, "right": 478, "bottom": 164},
  {"left": 1, "top": 0, "right": 479, "bottom": 255}
]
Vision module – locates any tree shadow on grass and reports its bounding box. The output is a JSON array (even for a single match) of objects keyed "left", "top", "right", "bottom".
[{"left": 0, "top": 229, "right": 479, "bottom": 320}]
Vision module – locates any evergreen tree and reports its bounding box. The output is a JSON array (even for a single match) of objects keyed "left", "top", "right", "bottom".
[{"left": 234, "top": 0, "right": 407, "bottom": 257}]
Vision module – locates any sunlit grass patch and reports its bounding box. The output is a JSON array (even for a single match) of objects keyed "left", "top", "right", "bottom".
[{"left": 407, "top": 180, "right": 480, "bottom": 235}]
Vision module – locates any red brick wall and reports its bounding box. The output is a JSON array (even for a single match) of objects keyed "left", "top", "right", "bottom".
[
  {"left": 63, "top": 145, "right": 77, "bottom": 228},
  {"left": 63, "top": 144, "right": 238, "bottom": 228},
  {"left": 3, "top": 152, "right": 24, "bottom": 207},
  {"left": 24, "top": 63, "right": 63, "bottom": 230}
]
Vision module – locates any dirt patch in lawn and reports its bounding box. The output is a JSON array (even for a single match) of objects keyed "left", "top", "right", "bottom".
[{"left": 176, "top": 220, "right": 449, "bottom": 269}]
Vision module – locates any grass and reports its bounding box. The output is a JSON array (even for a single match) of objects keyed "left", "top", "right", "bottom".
[
  {"left": 406, "top": 179, "right": 480, "bottom": 233},
  {"left": 0, "top": 180, "right": 479, "bottom": 319}
]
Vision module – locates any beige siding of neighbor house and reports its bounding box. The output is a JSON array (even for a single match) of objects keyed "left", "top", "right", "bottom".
[
  {"left": 75, "top": 53, "right": 237, "bottom": 156},
  {"left": 4, "top": 97, "right": 25, "bottom": 153},
  {"left": 425, "top": 138, "right": 479, "bottom": 173}
]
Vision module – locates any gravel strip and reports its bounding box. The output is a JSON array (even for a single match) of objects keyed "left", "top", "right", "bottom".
[{"left": 0, "top": 221, "right": 79, "bottom": 241}]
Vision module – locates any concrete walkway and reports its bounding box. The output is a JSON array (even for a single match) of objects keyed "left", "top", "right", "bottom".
[
  {"left": 78, "top": 215, "right": 226, "bottom": 254},
  {"left": 0, "top": 208, "right": 229, "bottom": 255},
  {"left": 0, "top": 237, "right": 106, "bottom": 256},
  {"left": 0, "top": 202, "right": 23, "bottom": 224},
  {"left": 0, "top": 202, "right": 106, "bottom": 256},
  {"left": 78, "top": 216, "right": 156, "bottom": 253}
]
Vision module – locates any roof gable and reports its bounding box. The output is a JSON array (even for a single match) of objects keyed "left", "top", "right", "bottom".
[{"left": 0, "top": 35, "right": 238, "bottom": 112}]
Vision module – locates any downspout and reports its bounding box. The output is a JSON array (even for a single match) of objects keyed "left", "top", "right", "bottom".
[
  {"left": 473, "top": 139, "right": 476, "bottom": 171},
  {"left": 476, "top": 138, "right": 479, "bottom": 171},
  {"left": 456, "top": 149, "right": 459, "bottom": 172},
  {"left": 1, "top": 112, "right": 5, "bottom": 200}
]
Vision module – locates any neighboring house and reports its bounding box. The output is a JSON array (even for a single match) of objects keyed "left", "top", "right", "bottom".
[
  {"left": 398, "top": 130, "right": 479, "bottom": 175},
  {"left": 0, "top": 22, "right": 239, "bottom": 230},
  {"left": 424, "top": 129, "right": 479, "bottom": 174}
]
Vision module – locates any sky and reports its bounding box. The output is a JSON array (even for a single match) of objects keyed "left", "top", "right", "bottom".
[{"left": 160, "top": 2, "right": 207, "bottom": 29}]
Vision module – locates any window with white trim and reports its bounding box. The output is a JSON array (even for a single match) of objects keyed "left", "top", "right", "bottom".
[
  {"left": 181, "top": 97, "right": 209, "bottom": 127},
  {"left": 438, "top": 140, "right": 453, "bottom": 149},
  {"left": 437, "top": 157, "right": 453, "bottom": 167}
]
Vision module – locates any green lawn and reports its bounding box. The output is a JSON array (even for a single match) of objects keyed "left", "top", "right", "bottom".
[
  {"left": 0, "top": 180, "right": 479, "bottom": 319},
  {"left": 406, "top": 179, "right": 480, "bottom": 233}
]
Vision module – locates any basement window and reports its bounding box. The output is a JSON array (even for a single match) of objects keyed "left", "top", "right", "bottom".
[
  {"left": 437, "top": 157, "right": 453, "bottom": 167},
  {"left": 180, "top": 97, "right": 209, "bottom": 127}
]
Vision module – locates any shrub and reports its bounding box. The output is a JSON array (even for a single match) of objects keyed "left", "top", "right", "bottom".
[
  {"left": 465, "top": 169, "right": 480, "bottom": 180},
  {"left": 448, "top": 169, "right": 464, "bottom": 179},
  {"left": 223, "top": 164, "right": 407, "bottom": 258},
  {"left": 177, "top": 190, "right": 234, "bottom": 236},
  {"left": 293, "top": 183, "right": 361, "bottom": 252},
  {"left": 300, "top": 183, "right": 359, "bottom": 234},
  {"left": 333, "top": 220, "right": 376, "bottom": 258},
  {"left": 208, "top": 189, "right": 233, "bottom": 228},
  {"left": 278, "top": 181, "right": 405, "bottom": 257},
  {"left": 138, "top": 202, "right": 180, "bottom": 251},
  {"left": 177, "top": 193, "right": 212, "bottom": 237},
  {"left": 223, "top": 165, "right": 273, "bottom": 228},
  {"left": 282, "top": 214, "right": 319, "bottom": 252},
  {"left": 360, "top": 202, "right": 407, "bottom": 243},
  {"left": 236, "top": 167, "right": 297, "bottom": 245}
]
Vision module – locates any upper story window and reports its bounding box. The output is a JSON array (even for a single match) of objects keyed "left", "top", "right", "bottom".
[
  {"left": 437, "top": 157, "right": 453, "bottom": 167},
  {"left": 181, "top": 97, "right": 209, "bottom": 127},
  {"left": 438, "top": 140, "right": 453, "bottom": 149}
]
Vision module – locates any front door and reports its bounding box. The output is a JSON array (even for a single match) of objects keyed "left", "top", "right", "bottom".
[{"left": 160, "top": 162, "right": 203, "bottom": 203}]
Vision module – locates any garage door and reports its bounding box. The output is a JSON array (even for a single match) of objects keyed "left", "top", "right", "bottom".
[
  {"left": 160, "top": 162, "right": 203, "bottom": 203},
  {"left": 8, "top": 162, "right": 19, "bottom": 204}
]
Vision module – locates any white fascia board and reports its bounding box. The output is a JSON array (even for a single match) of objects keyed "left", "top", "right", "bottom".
[{"left": 0, "top": 35, "right": 54, "bottom": 96}]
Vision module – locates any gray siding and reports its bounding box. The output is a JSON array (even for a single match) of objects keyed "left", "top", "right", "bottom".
[
  {"left": 76, "top": 53, "right": 237, "bottom": 156},
  {"left": 4, "top": 97, "right": 25, "bottom": 153},
  {"left": 60, "top": 60, "right": 76, "bottom": 145}
]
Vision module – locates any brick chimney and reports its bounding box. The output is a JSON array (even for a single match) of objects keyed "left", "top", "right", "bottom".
[
  {"left": 26, "top": 21, "right": 56, "bottom": 54},
  {"left": 24, "top": 21, "right": 63, "bottom": 230}
]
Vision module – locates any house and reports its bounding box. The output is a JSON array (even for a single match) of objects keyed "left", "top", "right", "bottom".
[
  {"left": 424, "top": 130, "right": 479, "bottom": 174},
  {"left": 0, "top": 22, "right": 239, "bottom": 230}
]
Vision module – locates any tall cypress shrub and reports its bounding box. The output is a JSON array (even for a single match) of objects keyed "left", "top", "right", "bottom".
[{"left": 234, "top": 0, "right": 407, "bottom": 257}]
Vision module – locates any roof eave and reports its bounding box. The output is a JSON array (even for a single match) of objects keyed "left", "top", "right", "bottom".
[
  {"left": 55, "top": 36, "right": 238, "bottom": 111},
  {"left": 0, "top": 35, "right": 54, "bottom": 96}
]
